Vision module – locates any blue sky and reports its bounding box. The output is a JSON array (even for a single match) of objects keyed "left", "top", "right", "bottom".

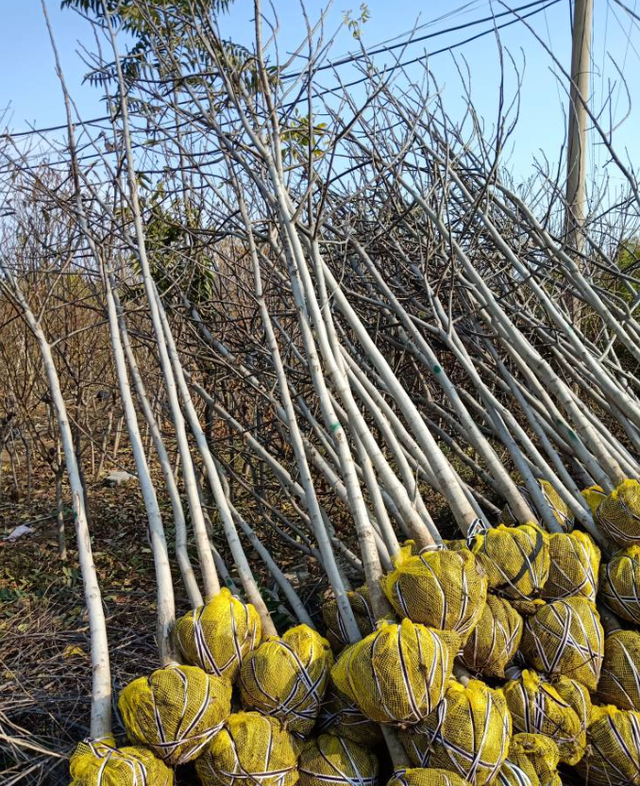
[{"left": 1, "top": 0, "right": 639, "bottom": 187}]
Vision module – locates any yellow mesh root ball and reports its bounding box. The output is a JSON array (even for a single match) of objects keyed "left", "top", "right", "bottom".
[
  {"left": 118, "top": 663, "right": 232, "bottom": 766},
  {"left": 599, "top": 546, "right": 640, "bottom": 625},
  {"left": 494, "top": 760, "right": 537, "bottom": 786},
  {"left": 381, "top": 545, "right": 487, "bottom": 644},
  {"left": 317, "top": 687, "right": 383, "bottom": 748},
  {"left": 520, "top": 597, "right": 604, "bottom": 691},
  {"left": 542, "top": 530, "right": 600, "bottom": 602},
  {"left": 470, "top": 524, "right": 550, "bottom": 604},
  {"left": 575, "top": 704, "right": 640, "bottom": 785},
  {"left": 195, "top": 711, "right": 300, "bottom": 786},
  {"left": 582, "top": 485, "right": 606, "bottom": 516},
  {"left": 331, "top": 618, "right": 459, "bottom": 726},
  {"left": 501, "top": 480, "right": 574, "bottom": 532},
  {"left": 597, "top": 479, "right": 640, "bottom": 547},
  {"left": 507, "top": 733, "right": 560, "bottom": 786},
  {"left": 386, "top": 768, "right": 471, "bottom": 786},
  {"left": 503, "top": 669, "right": 588, "bottom": 765},
  {"left": 69, "top": 738, "right": 173, "bottom": 786},
  {"left": 298, "top": 734, "right": 378, "bottom": 786},
  {"left": 175, "top": 588, "right": 261, "bottom": 681},
  {"left": 238, "top": 624, "right": 333, "bottom": 737},
  {"left": 322, "top": 587, "right": 377, "bottom": 653},
  {"left": 598, "top": 629, "right": 640, "bottom": 711},
  {"left": 399, "top": 679, "right": 512, "bottom": 785},
  {"left": 460, "top": 594, "right": 523, "bottom": 679}
]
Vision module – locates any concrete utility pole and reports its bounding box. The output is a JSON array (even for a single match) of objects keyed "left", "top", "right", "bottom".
[{"left": 565, "top": 0, "right": 593, "bottom": 258}]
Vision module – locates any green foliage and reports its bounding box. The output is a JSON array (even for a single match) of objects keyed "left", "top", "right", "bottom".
[
  {"left": 343, "top": 3, "right": 370, "bottom": 40},
  {"left": 281, "top": 113, "right": 328, "bottom": 162}
]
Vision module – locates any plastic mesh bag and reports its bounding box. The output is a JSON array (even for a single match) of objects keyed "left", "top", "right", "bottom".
[
  {"left": 386, "top": 768, "right": 471, "bottom": 786},
  {"left": 118, "top": 663, "right": 231, "bottom": 766},
  {"left": 599, "top": 546, "right": 640, "bottom": 625},
  {"left": 598, "top": 629, "right": 640, "bottom": 711},
  {"left": 503, "top": 669, "right": 589, "bottom": 765},
  {"left": 322, "top": 587, "right": 377, "bottom": 653},
  {"left": 597, "top": 479, "right": 640, "bottom": 547},
  {"left": 316, "top": 686, "right": 382, "bottom": 748},
  {"left": 575, "top": 704, "right": 640, "bottom": 785},
  {"left": 542, "top": 530, "right": 600, "bottom": 602},
  {"left": 399, "top": 679, "right": 511, "bottom": 785},
  {"left": 298, "top": 734, "right": 378, "bottom": 786},
  {"left": 470, "top": 524, "right": 550, "bottom": 606},
  {"left": 381, "top": 545, "right": 487, "bottom": 644},
  {"left": 238, "top": 624, "right": 333, "bottom": 737},
  {"left": 331, "top": 618, "right": 459, "bottom": 726},
  {"left": 460, "top": 594, "right": 523, "bottom": 679},
  {"left": 494, "top": 760, "right": 537, "bottom": 786},
  {"left": 520, "top": 597, "right": 604, "bottom": 691},
  {"left": 582, "top": 485, "right": 606, "bottom": 515},
  {"left": 500, "top": 480, "right": 573, "bottom": 532},
  {"left": 506, "top": 733, "right": 561, "bottom": 786},
  {"left": 69, "top": 738, "right": 173, "bottom": 786},
  {"left": 195, "top": 711, "right": 300, "bottom": 786},
  {"left": 175, "top": 588, "right": 261, "bottom": 681}
]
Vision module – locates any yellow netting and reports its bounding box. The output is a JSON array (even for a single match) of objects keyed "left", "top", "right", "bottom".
[
  {"left": 575, "top": 704, "right": 640, "bottom": 785},
  {"left": 599, "top": 546, "right": 640, "bottom": 625},
  {"left": 69, "top": 738, "right": 173, "bottom": 786},
  {"left": 381, "top": 545, "right": 487, "bottom": 644},
  {"left": 582, "top": 485, "right": 606, "bottom": 516},
  {"left": 195, "top": 711, "right": 300, "bottom": 786},
  {"left": 598, "top": 629, "right": 640, "bottom": 711},
  {"left": 118, "top": 663, "right": 232, "bottom": 766},
  {"left": 331, "top": 618, "right": 459, "bottom": 726},
  {"left": 238, "top": 624, "right": 333, "bottom": 737},
  {"left": 175, "top": 588, "right": 261, "bottom": 681},
  {"left": 500, "top": 480, "right": 574, "bottom": 532},
  {"left": 503, "top": 669, "right": 588, "bottom": 765},
  {"left": 494, "top": 759, "right": 537, "bottom": 786},
  {"left": 470, "top": 524, "right": 550, "bottom": 605},
  {"left": 399, "top": 679, "right": 511, "bottom": 786},
  {"left": 317, "top": 687, "right": 382, "bottom": 748},
  {"left": 597, "top": 479, "right": 640, "bottom": 547},
  {"left": 298, "top": 733, "right": 378, "bottom": 786},
  {"left": 460, "top": 594, "right": 523, "bottom": 679},
  {"left": 520, "top": 597, "right": 604, "bottom": 691},
  {"left": 542, "top": 531, "right": 600, "bottom": 602},
  {"left": 507, "top": 733, "right": 560, "bottom": 786},
  {"left": 322, "top": 587, "right": 377, "bottom": 653},
  {"left": 386, "top": 768, "right": 472, "bottom": 786}
]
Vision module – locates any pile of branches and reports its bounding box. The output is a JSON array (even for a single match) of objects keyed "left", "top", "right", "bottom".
[{"left": 1, "top": 1, "right": 640, "bottom": 785}]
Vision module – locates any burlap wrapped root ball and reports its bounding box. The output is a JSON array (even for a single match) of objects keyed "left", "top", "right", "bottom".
[
  {"left": 399, "top": 679, "right": 512, "bottom": 785},
  {"left": 582, "top": 484, "right": 606, "bottom": 516},
  {"left": 542, "top": 530, "right": 600, "bottom": 602},
  {"left": 298, "top": 733, "right": 378, "bottom": 786},
  {"left": 175, "top": 588, "right": 261, "bottom": 681},
  {"left": 196, "top": 711, "right": 300, "bottom": 786},
  {"left": 597, "top": 478, "right": 640, "bottom": 547},
  {"left": 460, "top": 594, "right": 523, "bottom": 679},
  {"left": 331, "top": 618, "right": 459, "bottom": 726},
  {"left": 317, "top": 686, "right": 382, "bottom": 748},
  {"left": 575, "top": 704, "right": 640, "bottom": 785},
  {"left": 322, "top": 587, "right": 377, "bottom": 653},
  {"left": 387, "top": 768, "right": 471, "bottom": 786},
  {"left": 520, "top": 596, "right": 604, "bottom": 691},
  {"left": 501, "top": 480, "right": 574, "bottom": 532},
  {"left": 598, "top": 628, "right": 640, "bottom": 711},
  {"left": 599, "top": 546, "right": 640, "bottom": 625},
  {"left": 118, "top": 663, "right": 231, "bottom": 766},
  {"left": 497, "top": 733, "right": 561, "bottom": 786},
  {"left": 503, "top": 669, "right": 590, "bottom": 765},
  {"left": 470, "top": 524, "right": 550, "bottom": 612},
  {"left": 238, "top": 624, "right": 333, "bottom": 737},
  {"left": 69, "top": 738, "right": 173, "bottom": 786},
  {"left": 381, "top": 544, "right": 487, "bottom": 644}
]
